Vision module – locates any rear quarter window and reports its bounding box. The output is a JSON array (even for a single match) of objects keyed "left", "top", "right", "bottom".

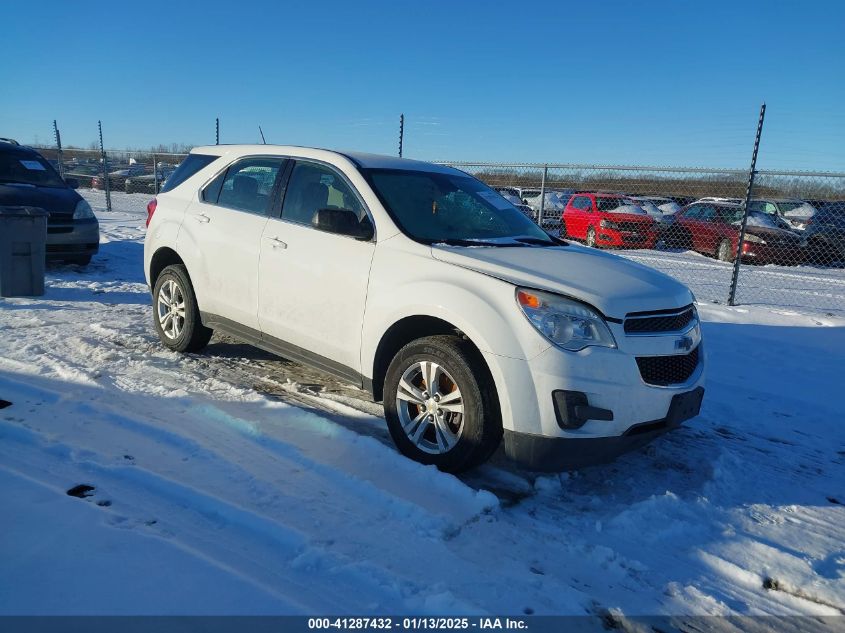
[{"left": 159, "top": 153, "right": 219, "bottom": 193}]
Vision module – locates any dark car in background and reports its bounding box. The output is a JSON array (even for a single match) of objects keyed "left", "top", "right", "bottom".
[
  {"left": 670, "top": 201, "right": 803, "bottom": 265},
  {"left": 91, "top": 163, "right": 147, "bottom": 191},
  {"left": 748, "top": 198, "right": 818, "bottom": 230},
  {"left": 62, "top": 163, "right": 101, "bottom": 188},
  {"left": 0, "top": 139, "right": 99, "bottom": 265},
  {"left": 125, "top": 167, "right": 176, "bottom": 194},
  {"left": 802, "top": 202, "right": 845, "bottom": 266}
]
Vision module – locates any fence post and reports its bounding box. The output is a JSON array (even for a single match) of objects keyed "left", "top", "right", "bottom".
[
  {"left": 727, "top": 103, "right": 766, "bottom": 306},
  {"left": 398, "top": 113, "right": 404, "bottom": 158},
  {"left": 538, "top": 164, "right": 548, "bottom": 226},
  {"left": 53, "top": 120, "right": 64, "bottom": 179},
  {"left": 153, "top": 153, "right": 159, "bottom": 195},
  {"left": 216, "top": 117, "right": 220, "bottom": 145},
  {"left": 98, "top": 120, "right": 112, "bottom": 213}
]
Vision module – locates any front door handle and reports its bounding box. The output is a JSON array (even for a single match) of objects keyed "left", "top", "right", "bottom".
[
  {"left": 194, "top": 213, "right": 210, "bottom": 224},
  {"left": 267, "top": 236, "right": 287, "bottom": 249}
]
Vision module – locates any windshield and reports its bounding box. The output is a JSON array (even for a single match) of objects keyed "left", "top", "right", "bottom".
[
  {"left": 596, "top": 197, "right": 630, "bottom": 212},
  {"left": 0, "top": 153, "right": 66, "bottom": 188},
  {"left": 724, "top": 209, "right": 791, "bottom": 229},
  {"left": 364, "top": 168, "right": 554, "bottom": 245}
]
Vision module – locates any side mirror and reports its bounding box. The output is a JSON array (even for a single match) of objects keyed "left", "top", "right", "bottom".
[
  {"left": 312, "top": 208, "right": 374, "bottom": 240},
  {"left": 64, "top": 178, "right": 79, "bottom": 189}
]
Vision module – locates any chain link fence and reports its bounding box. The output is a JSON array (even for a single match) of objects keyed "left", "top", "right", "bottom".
[
  {"left": 440, "top": 162, "right": 845, "bottom": 315},
  {"left": 25, "top": 139, "right": 845, "bottom": 315},
  {"left": 35, "top": 147, "right": 188, "bottom": 198}
]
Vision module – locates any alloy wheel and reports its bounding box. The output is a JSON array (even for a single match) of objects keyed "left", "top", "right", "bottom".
[
  {"left": 395, "top": 360, "right": 464, "bottom": 454},
  {"left": 157, "top": 279, "right": 186, "bottom": 340}
]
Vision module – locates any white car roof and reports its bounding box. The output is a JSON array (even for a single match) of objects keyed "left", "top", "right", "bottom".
[{"left": 191, "top": 145, "right": 463, "bottom": 175}]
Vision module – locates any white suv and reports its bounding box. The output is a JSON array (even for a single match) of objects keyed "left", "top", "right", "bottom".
[{"left": 143, "top": 146, "right": 705, "bottom": 472}]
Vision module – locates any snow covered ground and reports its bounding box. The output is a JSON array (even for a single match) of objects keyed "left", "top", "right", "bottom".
[{"left": 1, "top": 190, "right": 843, "bottom": 620}]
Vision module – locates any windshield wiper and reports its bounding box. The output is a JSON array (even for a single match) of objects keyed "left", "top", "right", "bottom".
[
  {"left": 509, "top": 236, "right": 558, "bottom": 247},
  {"left": 434, "top": 238, "right": 528, "bottom": 247}
]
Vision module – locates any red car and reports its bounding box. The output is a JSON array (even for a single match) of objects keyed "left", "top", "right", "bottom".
[
  {"left": 562, "top": 193, "right": 657, "bottom": 248},
  {"left": 669, "top": 201, "right": 804, "bottom": 265}
]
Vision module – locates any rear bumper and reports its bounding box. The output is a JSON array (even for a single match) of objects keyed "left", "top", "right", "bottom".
[{"left": 46, "top": 218, "right": 99, "bottom": 259}]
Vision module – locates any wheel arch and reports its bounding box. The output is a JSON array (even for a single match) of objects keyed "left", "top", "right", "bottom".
[
  {"left": 149, "top": 247, "right": 186, "bottom": 289},
  {"left": 369, "top": 315, "right": 496, "bottom": 409}
]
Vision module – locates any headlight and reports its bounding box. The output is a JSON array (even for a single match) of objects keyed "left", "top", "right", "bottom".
[
  {"left": 743, "top": 233, "right": 765, "bottom": 244},
  {"left": 600, "top": 219, "right": 619, "bottom": 230},
  {"left": 73, "top": 199, "right": 95, "bottom": 220},
  {"left": 516, "top": 288, "right": 617, "bottom": 351}
]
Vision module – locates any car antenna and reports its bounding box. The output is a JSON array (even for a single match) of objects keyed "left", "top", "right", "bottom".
[{"left": 259, "top": 126, "right": 266, "bottom": 144}]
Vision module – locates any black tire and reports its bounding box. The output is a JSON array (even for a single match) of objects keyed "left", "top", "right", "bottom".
[
  {"left": 383, "top": 335, "right": 502, "bottom": 473},
  {"left": 151, "top": 264, "right": 213, "bottom": 353}
]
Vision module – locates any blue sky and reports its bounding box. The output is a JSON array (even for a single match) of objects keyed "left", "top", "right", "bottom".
[{"left": 2, "top": 0, "right": 844, "bottom": 170}]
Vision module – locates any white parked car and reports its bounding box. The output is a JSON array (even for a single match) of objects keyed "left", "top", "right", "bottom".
[
  {"left": 144, "top": 146, "right": 705, "bottom": 472},
  {"left": 523, "top": 190, "right": 573, "bottom": 228},
  {"left": 629, "top": 196, "right": 682, "bottom": 223}
]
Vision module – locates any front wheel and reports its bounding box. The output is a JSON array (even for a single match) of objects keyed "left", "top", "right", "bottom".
[
  {"left": 586, "top": 226, "right": 597, "bottom": 247},
  {"left": 383, "top": 335, "right": 502, "bottom": 473},
  {"left": 152, "top": 264, "right": 213, "bottom": 353},
  {"left": 717, "top": 238, "right": 734, "bottom": 262}
]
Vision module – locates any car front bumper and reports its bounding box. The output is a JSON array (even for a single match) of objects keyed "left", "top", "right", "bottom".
[
  {"left": 597, "top": 228, "right": 657, "bottom": 248},
  {"left": 483, "top": 324, "right": 706, "bottom": 471},
  {"left": 46, "top": 218, "right": 100, "bottom": 259},
  {"left": 740, "top": 242, "right": 804, "bottom": 265},
  {"left": 503, "top": 386, "right": 704, "bottom": 470}
]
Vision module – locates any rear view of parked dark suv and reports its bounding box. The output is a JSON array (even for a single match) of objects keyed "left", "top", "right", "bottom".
[{"left": 0, "top": 139, "right": 99, "bottom": 265}]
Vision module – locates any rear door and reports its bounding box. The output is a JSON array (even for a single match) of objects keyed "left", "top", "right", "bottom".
[
  {"left": 257, "top": 160, "right": 376, "bottom": 376},
  {"left": 183, "top": 156, "right": 287, "bottom": 330}
]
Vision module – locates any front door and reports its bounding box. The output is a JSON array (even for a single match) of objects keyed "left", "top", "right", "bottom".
[{"left": 258, "top": 160, "right": 376, "bottom": 377}]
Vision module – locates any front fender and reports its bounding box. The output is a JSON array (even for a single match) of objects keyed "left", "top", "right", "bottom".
[{"left": 361, "top": 242, "right": 551, "bottom": 432}]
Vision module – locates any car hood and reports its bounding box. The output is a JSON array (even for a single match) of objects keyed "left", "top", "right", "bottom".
[
  {"left": 744, "top": 225, "right": 801, "bottom": 242},
  {"left": 0, "top": 183, "right": 81, "bottom": 218},
  {"left": 604, "top": 211, "right": 653, "bottom": 223},
  {"left": 431, "top": 243, "right": 693, "bottom": 318}
]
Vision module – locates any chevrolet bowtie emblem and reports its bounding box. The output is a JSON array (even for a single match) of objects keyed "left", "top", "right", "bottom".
[{"left": 675, "top": 336, "right": 694, "bottom": 351}]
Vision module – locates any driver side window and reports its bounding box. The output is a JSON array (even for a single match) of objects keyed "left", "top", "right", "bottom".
[
  {"left": 281, "top": 161, "right": 364, "bottom": 226},
  {"left": 572, "top": 196, "right": 591, "bottom": 211}
]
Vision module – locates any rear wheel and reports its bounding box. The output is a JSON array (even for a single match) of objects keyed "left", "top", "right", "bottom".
[
  {"left": 717, "top": 238, "right": 734, "bottom": 262},
  {"left": 586, "top": 226, "right": 597, "bottom": 247},
  {"left": 383, "top": 335, "right": 502, "bottom": 473},
  {"left": 152, "top": 264, "right": 213, "bottom": 353}
]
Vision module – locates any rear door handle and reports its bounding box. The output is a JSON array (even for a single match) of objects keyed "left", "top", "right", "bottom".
[
  {"left": 194, "top": 213, "right": 210, "bottom": 224},
  {"left": 267, "top": 236, "right": 287, "bottom": 249}
]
